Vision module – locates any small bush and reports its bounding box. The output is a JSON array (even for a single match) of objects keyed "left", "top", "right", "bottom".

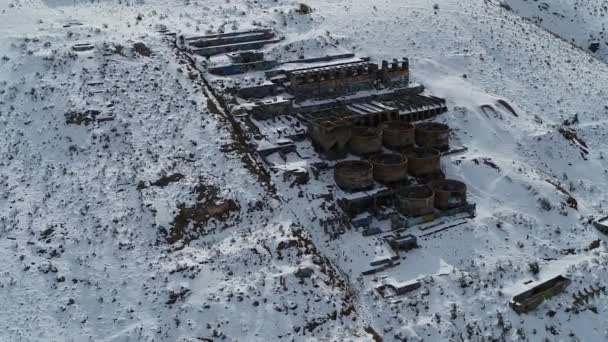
[
  {"left": 528, "top": 261, "right": 540, "bottom": 275},
  {"left": 296, "top": 3, "right": 313, "bottom": 15},
  {"left": 538, "top": 197, "right": 553, "bottom": 211}
]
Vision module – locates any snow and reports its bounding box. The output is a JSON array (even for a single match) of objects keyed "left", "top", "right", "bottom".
[{"left": 1, "top": 0, "right": 608, "bottom": 341}]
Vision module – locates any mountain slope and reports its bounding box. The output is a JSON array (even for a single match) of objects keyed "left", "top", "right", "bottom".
[
  {"left": 1, "top": 0, "right": 608, "bottom": 341},
  {"left": 503, "top": 0, "right": 608, "bottom": 60}
]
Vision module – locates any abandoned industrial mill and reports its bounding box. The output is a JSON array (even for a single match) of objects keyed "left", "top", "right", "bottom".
[
  {"left": 5, "top": 0, "right": 608, "bottom": 340},
  {"left": 171, "top": 27, "right": 594, "bottom": 312}
]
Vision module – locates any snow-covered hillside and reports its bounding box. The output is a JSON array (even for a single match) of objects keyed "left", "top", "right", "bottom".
[
  {"left": 503, "top": 0, "right": 608, "bottom": 60},
  {"left": 1, "top": 0, "right": 608, "bottom": 341}
]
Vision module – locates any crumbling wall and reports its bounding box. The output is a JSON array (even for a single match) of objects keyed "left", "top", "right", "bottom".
[
  {"left": 308, "top": 119, "right": 353, "bottom": 159},
  {"left": 510, "top": 275, "right": 571, "bottom": 313},
  {"left": 288, "top": 59, "right": 409, "bottom": 101}
]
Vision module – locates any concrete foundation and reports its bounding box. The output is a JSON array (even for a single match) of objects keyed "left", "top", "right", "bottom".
[
  {"left": 350, "top": 127, "right": 383, "bottom": 155},
  {"left": 375, "top": 280, "right": 421, "bottom": 298},
  {"left": 382, "top": 121, "right": 415, "bottom": 149},
  {"left": 369, "top": 153, "right": 408, "bottom": 184},
  {"left": 431, "top": 179, "right": 467, "bottom": 210},
  {"left": 334, "top": 160, "right": 374, "bottom": 192},
  {"left": 415, "top": 122, "right": 450, "bottom": 151},
  {"left": 395, "top": 185, "right": 435, "bottom": 217},
  {"left": 403, "top": 147, "right": 441, "bottom": 177}
]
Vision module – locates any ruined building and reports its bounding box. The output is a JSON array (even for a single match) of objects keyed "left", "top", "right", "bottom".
[
  {"left": 185, "top": 29, "right": 282, "bottom": 57},
  {"left": 287, "top": 59, "right": 409, "bottom": 101},
  {"left": 510, "top": 275, "right": 571, "bottom": 313},
  {"left": 300, "top": 96, "right": 447, "bottom": 158},
  {"left": 185, "top": 28, "right": 473, "bottom": 239}
]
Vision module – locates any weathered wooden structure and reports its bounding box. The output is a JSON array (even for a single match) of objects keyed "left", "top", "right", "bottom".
[{"left": 510, "top": 275, "right": 571, "bottom": 314}]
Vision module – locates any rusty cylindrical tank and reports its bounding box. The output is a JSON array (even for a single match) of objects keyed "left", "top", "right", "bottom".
[
  {"left": 403, "top": 147, "right": 441, "bottom": 176},
  {"left": 369, "top": 153, "right": 408, "bottom": 183},
  {"left": 334, "top": 160, "right": 374, "bottom": 192},
  {"left": 349, "top": 126, "right": 383, "bottom": 155},
  {"left": 396, "top": 185, "right": 435, "bottom": 217},
  {"left": 431, "top": 179, "right": 467, "bottom": 210},
  {"left": 382, "top": 121, "right": 415, "bottom": 149},
  {"left": 415, "top": 122, "right": 450, "bottom": 151}
]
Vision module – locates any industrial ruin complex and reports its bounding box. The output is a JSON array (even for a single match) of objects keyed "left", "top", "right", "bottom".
[
  {"left": 180, "top": 27, "right": 479, "bottom": 298},
  {"left": 173, "top": 27, "right": 607, "bottom": 314}
]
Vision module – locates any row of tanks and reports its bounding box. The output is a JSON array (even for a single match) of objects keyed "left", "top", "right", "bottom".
[
  {"left": 334, "top": 156, "right": 467, "bottom": 217},
  {"left": 333, "top": 148, "right": 441, "bottom": 191},
  {"left": 395, "top": 180, "right": 467, "bottom": 217},
  {"left": 331, "top": 120, "right": 472, "bottom": 219},
  {"left": 332, "top": 120, "right": 451, "bottom": 196},
  {"left": 310, "top": 120, "right": 451, "bottom": 158}
]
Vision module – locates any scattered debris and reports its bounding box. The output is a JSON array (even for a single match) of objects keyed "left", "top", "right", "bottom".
[
  {"left": 65, "top": 109, "right": 113, "bottom": 125},
  {"left": 150, "top": 173, "right": 185, "bottom": 188},
  {"left": 559, "top": 127, "right": 589, "bottom": 159},
  {"left": 72, "top": 43, "right": 94, "bottom": 52},
  {"left": 166, "top": 287, "right": 192, "bottom": 305},
  {"left": 572, "top": 284, "right": 606, "bottom": 307}
]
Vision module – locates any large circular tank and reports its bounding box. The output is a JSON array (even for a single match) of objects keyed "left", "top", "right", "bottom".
[
  {"left": 415, "top": 122, "right": 450, "bottom": 151},
  {"left": 403, "top": 147, "right": 441, "bottom": 176},
  {"left": 334, "top": 160, "right": 374, "bottom": 192},
  {"left": 369, "top": 153, "right": 408, "bottom": 183},
  {"left": 349, "top": 127, "right": 383, "bottom": 155},
  {"left": 382, "top": 121, "right": 415, "bottom": 149},
  {"left": 396, "top": 185, "right": 435, "bottom": 217},
  {"left": 431, "top": 179, "right": 467, "bottom": 210}
]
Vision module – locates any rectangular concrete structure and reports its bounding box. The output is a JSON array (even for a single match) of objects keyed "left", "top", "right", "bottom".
[
  {"left": 186, "top": 29, "right": 280, "bottom": 57},
  {"left": 287, "top": 59, "right": 409, "bottom": 101}
]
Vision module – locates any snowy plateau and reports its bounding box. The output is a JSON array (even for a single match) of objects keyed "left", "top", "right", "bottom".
[{"left": 1, "top": 0, "right": 608, "bottom": 341}]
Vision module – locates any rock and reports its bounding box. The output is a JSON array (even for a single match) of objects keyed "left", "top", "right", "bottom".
[
  {"left": 295, "top": 267, "right": 313, "bottom": 278},
  {"left": 284, "top": 300, "right": 298, "bottom": 310},
  {"left": 589, "top": 42, "right": 600, "bottom": 53},
  {"left": 133, "top": 42, "right": 152, "bottom": 57}
]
